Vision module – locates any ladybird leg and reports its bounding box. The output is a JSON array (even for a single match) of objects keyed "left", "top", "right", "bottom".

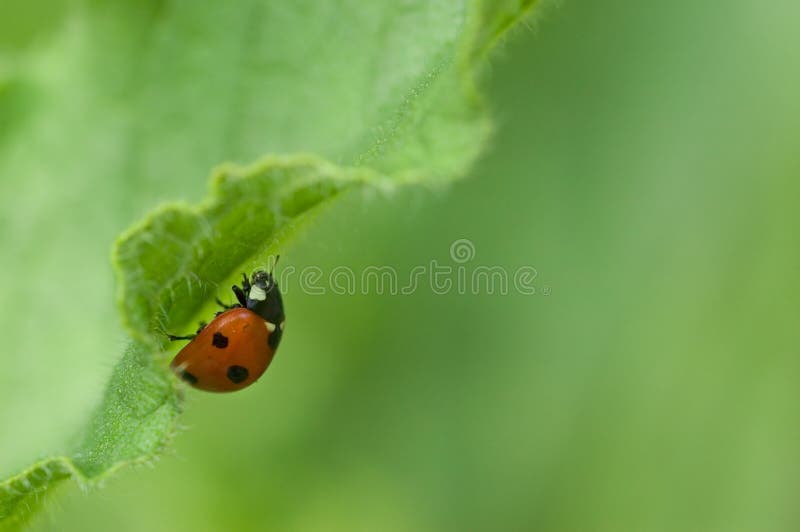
[
  {"left": 167, "top": 333, "right": 196, "bottom": 342},
  {"left": 215, "top": 297, "right": 239, "bottom": 310},
  {"left": 242, "top": 272, "right": 252, "bottom": 292},
  {"left": 195, "top": 321, "right": 207, "bottom": 334},
  {"left": 232, "top": 284, "right": 247, "bottom": 307}
]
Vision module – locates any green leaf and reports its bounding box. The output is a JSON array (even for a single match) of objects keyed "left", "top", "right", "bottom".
[
  {"left": 0, "top": 0, "right": 542, "bottom": 528},
  {"left": 114, "top": 155, "right": 377, "bottom": 345},
  {"left": 0, "top": 342, "right": 178, "bottom": 531}
]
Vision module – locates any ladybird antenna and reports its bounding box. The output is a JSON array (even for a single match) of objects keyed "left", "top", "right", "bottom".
[{"left": 270, "top": 254, "right": 280, "bottom": 275}]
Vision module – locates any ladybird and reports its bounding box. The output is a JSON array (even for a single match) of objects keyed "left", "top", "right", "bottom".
[{"left": 168, "top": 265, "right": 285, "bottom": 392}]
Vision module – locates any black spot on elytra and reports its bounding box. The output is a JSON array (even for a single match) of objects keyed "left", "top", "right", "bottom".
[
  {"left": 227, "top": 365, "right": 249, "bottom": 383},
  {"left": 180, "top": 370, "right": 198, "bottom": 385},
  {"left": 212, "top": 332, "right": 229, "bottom": 349}
]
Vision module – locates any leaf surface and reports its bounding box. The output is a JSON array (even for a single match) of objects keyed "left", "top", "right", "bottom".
[{"left": 0, "top": 1, "right": 541, "bottom": 528}]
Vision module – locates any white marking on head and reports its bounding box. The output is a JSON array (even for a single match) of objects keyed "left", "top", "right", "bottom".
[
  {"left": 265, "top": 321, "right": 277, "bottom": 333},
  {"left": 249, "top": 285, "right": 267, "bottom": 301},
  {"left": 279, "top": 321, "right": 285, "bottom": 331}
]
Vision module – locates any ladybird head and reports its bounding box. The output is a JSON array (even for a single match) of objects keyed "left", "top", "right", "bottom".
[
  {"left": 250, "top": 255, "right": 280, "bottom": 296},
  {"left": 245, "top": 261, "right": 285, "bottom": 335},
  {"left": 251, "top": 269, "right": 278, "bottom": 294}
]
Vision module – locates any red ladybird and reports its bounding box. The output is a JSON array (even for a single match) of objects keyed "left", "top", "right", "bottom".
[{"left": 168, "top": 265, "right": 285, "bottom": 392}]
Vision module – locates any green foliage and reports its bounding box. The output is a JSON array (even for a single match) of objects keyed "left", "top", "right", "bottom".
[
  {"left": 114, "top": 156, "right": 375, "bottom": 345},
  {"left": 0, "top": 0, "right": 540, "bottom": 528}
]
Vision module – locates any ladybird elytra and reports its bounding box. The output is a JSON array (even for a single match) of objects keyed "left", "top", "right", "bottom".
[{"left": 167, "top": 265, "right": 285, "bottom": 392}]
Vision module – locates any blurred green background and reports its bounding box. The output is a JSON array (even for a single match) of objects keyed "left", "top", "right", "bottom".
[{"left": 3, "top": 0, "right": 798, "bottom": 530}]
